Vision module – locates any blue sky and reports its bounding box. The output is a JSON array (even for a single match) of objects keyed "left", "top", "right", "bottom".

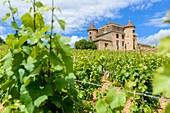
[{"left": 0, "top": 0, "right": 170, "bottom": 46}]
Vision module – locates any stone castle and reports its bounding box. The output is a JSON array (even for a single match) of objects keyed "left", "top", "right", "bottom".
[{"left": 87, "top": 21, "right": 138, "bottom": 50}]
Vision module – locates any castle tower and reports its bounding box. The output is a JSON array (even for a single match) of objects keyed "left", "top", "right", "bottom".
[
  {"left": 124, "top": 20, "right": 137, "bottom": 50},
  {"left": 87, "top": 23, "right": 98, "bottom": 41}
]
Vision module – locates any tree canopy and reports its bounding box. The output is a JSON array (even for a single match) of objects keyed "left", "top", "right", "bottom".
[{"left": 75, "top": 39, "right": 97, "bottom": 50}]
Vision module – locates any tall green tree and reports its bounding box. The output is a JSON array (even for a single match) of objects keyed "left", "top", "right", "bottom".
[
  {"left": 86, "top": 41, "right": 97, "bottom": 50},
  {"left": 75, "top": 39, "right": 97, "bottom": 49},
  {"left": 75, "top": 39, "right": 87, "bottom": 49}
]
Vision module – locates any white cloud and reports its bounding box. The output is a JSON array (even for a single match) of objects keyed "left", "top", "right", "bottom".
[
  {"left": 143, "top": 12, "right": 170, "bottom": 27},
  {"left": 0, "top": 0, "right": 161, "bottom": 34},
  {"left": 139, "top": 29, "right": 170, "bottom": 46},
  {"left": 69, "top": 36, "right": 85, "bottom": 47},
  {"left": 130, "top": 3, "right": 152, "bottom": 11}
]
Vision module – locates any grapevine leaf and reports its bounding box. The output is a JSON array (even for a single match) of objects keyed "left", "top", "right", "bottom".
[
  {"left": 55, "top": 7, "right": 61, "bottom": 13},
  {"left": 35, "top": 1, "right": 43, "bottom": 7},
  {"left": 10, "top": 86, "right": 20, "bottom": 99},
  {"left": 13, "top": 8, "right": 18, "bottom": 14},
  {"left": 105, "top": 88, "right": 117, "bottom": 104},
  {"left": 57, "top": 19, "right": 66, "bottom": 30},
  {"left": 165, "top": 104, "right": 170, "bottom": 113},
  {"left": 35, "top": 25, "right": 50, "bottom": 40},
  {"left": 11, "top": 22, "right": 19, "bottom": 30},
  {"left": 17, "top": 35, "right": 28, "bottom": 47},
  {"left": 153, "top": 65, "right": 170, "bottom": 97},
  {"left": 63, "top": 97, "right": 73, "bottom": 113},
  {"left": 42, "top": 84, "right": 54, "bottom": 96},
  {"left": 54, "top": 77, "right": 67, "bottom": 91},
  {"left": 109, "top": 92, "right": 126, "bottom": 109},
  {"left": 0, "top": 79, "right": 13, "bottom": 91},
  {"left": 24, "top": 63, "right": 42, "bottom": 86},
  {"left": 158, "top": 36, "right": 170, "bottom": 55},
  {"left": 1, "top": 51, "right": 12, "bottom": 62},
  {"left": 21, "top": 13, "right": 34, "bottom": 29},
  {"left": 65, "top": 73, "right": 76, "bottom": 85},
  {"left": 2, "top": 107, "right": 11, "bottom": 113},
  {"left": 22, "top": 46, "right": 31, "bottom": 55},
  {"left": 34, "top": 14, "right": 45, "bottom": 28},
  {"left": 34, "top": 95, "right": 48, "bottom": 108},
  {"left": 94, "top": 99, "right": 112, "bottom": 113},
  {"left": 1, "top": 51, "right": 12, "bottom": 69},
  {"left": 5, "top": 34, "right": 17, "bottom": 48},
  {"left": 2, "top": 13, "right": 10, "bottom": 23},
  {"left": 3, "top": 0, "right": 7, "bottom": 5},
  {"left": 20, "top": 85, "right": 34, "bottom": 113},
  {"left": 12, "top": 53, "right": 23, "bottom": 70},
  {"left": 19, "top": 69, "right": 25, "bottom": 83},
  {"left": 30, "top": 46, "right": 41, "bottom": 58},
  {"left": 143, "top": 105, "right": 151, "bottom": 113},
  {"left": 53, "top": 35, "right": 73, "bottom": 73}
]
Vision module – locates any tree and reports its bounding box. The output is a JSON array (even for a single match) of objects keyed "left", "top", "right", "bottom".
[
  {"left": 75, "top": 39, "right": 97, "bottom": 50},
  {"left": 75, "top": 39, "right": 87, "bottom": 49},
  {"left": 86, "top": 41, "right": 97, "bottom": 50}
]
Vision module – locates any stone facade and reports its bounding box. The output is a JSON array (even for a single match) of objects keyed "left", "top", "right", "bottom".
[
  {"left": 87, "top": 21, "right": 138, "bottom": 50},
  {"left": 138, "top": 43, "right": 157, "bottom": 52}
]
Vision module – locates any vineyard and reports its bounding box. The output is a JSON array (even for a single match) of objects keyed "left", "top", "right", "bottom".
[
  {"left": 73, "top": 49, "right": 170, "bottom": 113},
  {"left": 0, "top": 0, "right": 170, "bottom": 113}
]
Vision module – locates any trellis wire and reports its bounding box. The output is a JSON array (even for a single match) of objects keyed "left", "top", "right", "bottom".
[{"left": 75, "top": 80, "right": 170, "bottom": 100}]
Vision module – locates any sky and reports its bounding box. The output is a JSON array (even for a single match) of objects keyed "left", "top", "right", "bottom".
[{"left": 0, "top": 0, "right": 170, "bottom": 47}]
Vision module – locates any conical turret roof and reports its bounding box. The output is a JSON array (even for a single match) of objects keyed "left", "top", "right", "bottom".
[
  {"left": 125, "top": 20, "right": 135, "bottom": 28},
  {"left": 88, "top": 23, "right": 97, "bottom": 31}
]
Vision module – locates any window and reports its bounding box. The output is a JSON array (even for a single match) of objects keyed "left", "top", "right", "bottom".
[
  {"left": 116, "top": 34, "right": 119, "bottom": 38},
  {"left": 122, "top": 35, "right": 124, "bottom": 39},
  {"left": 133, "top": 39, "right": 135, "bottom": 49},
  {"left": 116, "top": 40, "right": 119, "bottom": 46},
  {"left": 105, "top": 43, "right": 108, "bottom": 47},
  {"left": 89, "top": 37, "right": 92, "bottom": 40},
  {"left": 133, "top": 30, "right": 135, "bottom": 33},
  {"left": 89, "top": 32, "right": 91, "bottom": 34},
  {"left": 122, "top": 41, "right": 124, "bottom": 46}
]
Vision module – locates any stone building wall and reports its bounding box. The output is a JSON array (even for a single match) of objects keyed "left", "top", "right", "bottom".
[{"left": 87, "top": 21, "right": 138, "bottom": 51}]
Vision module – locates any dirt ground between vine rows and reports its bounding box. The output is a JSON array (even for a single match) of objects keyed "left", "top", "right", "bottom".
[{"left": 92, "top": 76, "right": 170, "bottom": 113}]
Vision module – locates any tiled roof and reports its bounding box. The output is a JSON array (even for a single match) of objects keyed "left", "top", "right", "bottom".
[
  {"left": 125, "top": 20, "right": 135, "bottom": 27},
  {"left": 88, "top": 23, "right": 97, "bottom": 31}
]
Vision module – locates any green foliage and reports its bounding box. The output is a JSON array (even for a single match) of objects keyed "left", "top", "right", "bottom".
[
  {"left": 153, "top": 11, "right": 170, "bottom": 113},
  {"left": 0, "top": 0, "right": 82, "bottom": 113},
  {"left": 0, "top": 44, "right": 8, "bottom": 60},
  {"left": 94, "top": 89, "right": 126, "bottom": 113},
  {"left": 75, "top": 39, "right": 97, "bottom": 49},
  {"left": 73, "top": 49, "right": 170, "bottom": 112}
]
